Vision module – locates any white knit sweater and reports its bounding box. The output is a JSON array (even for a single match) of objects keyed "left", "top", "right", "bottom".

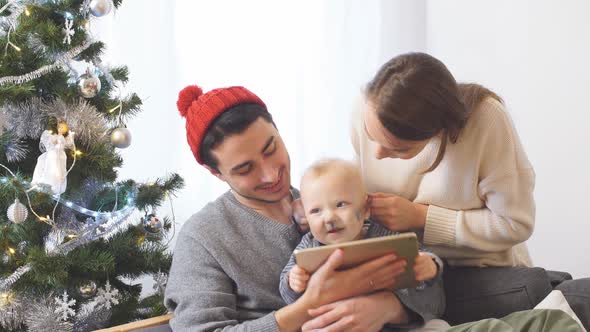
[{"left": 351, "top": 97, "right": 535, "bottom": 267}]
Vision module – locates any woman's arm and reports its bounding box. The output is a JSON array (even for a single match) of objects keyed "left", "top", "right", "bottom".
[
  {"left": 423, "top": 101, "right": 536, "bottom": 252},
  {"left": 423, "top": 167, "right": 535, "bottom": 252}
]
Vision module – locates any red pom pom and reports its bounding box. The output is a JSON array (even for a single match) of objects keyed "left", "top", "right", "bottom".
[{"left": 177, "top": 85, "right": 203, "bottom": 118}]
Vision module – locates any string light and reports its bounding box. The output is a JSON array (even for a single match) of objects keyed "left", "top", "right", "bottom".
[
  {"left": 74, "top": 149, "right": 82, "bottom": 156},
  {"left": 24, "top": 7, "right": 30, "bottom": 16},
  {"left": 4, "top": 29, "right": 21, "bottom": 55},
  {"left": 0, "top": 174, "right": 138, "bottom": 228},
  {"left": 108, "top": 102, "right": 122, "bottom": 114},
  {"left": 7, "top": 248, "right": 15, "bottom": 255},
  {"left": 7, "top": 41, "right": 21, "bottom": 52}
]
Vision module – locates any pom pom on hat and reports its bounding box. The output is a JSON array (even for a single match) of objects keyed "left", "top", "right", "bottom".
[
  {"left": 177, "top": 84, "right": 266, "bottom": 165},
  {"left": 177, "top": 85, "right": 203, "bottom": 118}
]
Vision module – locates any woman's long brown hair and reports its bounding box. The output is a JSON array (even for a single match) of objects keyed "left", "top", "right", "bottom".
[{"left": 366, "top": 53, "right": 502, "bottom": 172}]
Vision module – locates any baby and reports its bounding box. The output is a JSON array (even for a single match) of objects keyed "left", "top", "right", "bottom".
[{"left": 280, "top": 159, "right": 446, "bottom": 327}]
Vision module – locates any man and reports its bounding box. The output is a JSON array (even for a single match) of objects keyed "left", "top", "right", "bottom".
[{"left": 164, "top": 85, "right": 410, "bottom": 332}]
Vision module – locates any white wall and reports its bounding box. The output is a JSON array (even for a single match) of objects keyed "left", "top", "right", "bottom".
[{"left": 427, "top": 0, "right": 590, "bottom": 278}]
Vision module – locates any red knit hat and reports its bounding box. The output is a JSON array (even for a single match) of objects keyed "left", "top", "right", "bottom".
[{"left": 177, "top": 85, "right": 266, "bottom": 164}]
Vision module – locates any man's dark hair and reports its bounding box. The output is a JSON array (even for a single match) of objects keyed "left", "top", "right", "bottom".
[{"left": 200, "top": 103, "right": 275, "bottom": 170}]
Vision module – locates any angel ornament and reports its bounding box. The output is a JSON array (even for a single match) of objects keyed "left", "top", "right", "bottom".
[{"left": 31, "top": 120, "right": 75, "bottom": 195}]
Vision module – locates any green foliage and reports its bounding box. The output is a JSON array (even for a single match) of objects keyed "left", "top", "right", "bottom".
[
  {"left": 0, "top": 0, "right": 183, "bottom": 328},
  {"left": 135, "top": 173, "right": 185, "bottom": 210}
]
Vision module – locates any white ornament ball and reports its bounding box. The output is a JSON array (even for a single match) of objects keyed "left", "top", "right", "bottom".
[
  {"left": 7, "top": 198, "right": 28, "bottom": 224},
  {"left": 142, "top": 213, "right": 163, "bottom": 234},
  {"left": 78, "top": 70, "right": 101, "bottom": 98},
  {"left": 110, "top": 127, "right": 132, "bottom": 149},
  {"left": 89, "top": 0, "right": 113, "bottom": 17}
]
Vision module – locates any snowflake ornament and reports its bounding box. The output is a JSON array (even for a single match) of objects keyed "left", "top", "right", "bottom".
[
  {"left": 62, "top": 17, "right": 75, "bottom": 45},
  {"left": 94, "top": 280, "right": 119, "bottom": 309},
  {"left": 54, "top": 290, "right": 76, "bottom": 321}
]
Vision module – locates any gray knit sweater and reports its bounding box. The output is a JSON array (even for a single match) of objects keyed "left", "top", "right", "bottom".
[{"left": 164, "top": 191, "right": 302, "bottom": 332}]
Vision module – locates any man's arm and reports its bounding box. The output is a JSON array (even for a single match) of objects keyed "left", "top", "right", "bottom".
[{"left": 165, "top": 231, "right": 282, "bottom": 332}]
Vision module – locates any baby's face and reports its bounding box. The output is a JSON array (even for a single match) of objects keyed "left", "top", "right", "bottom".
[{"left": 301, "top": 172, "right": 368, "bottom": 244}]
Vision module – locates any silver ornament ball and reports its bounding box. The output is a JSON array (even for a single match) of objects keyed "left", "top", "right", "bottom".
[
  {"left": 78, "top": 70, "right": 101, "bottom": 98},
  {"left": 79, "top": 280, "right": 98, "bottom": 298},
  {"left": 110, "top": 127, "right": 132, "bottom": 148},
  {"left": 142, "top": 213, "right": 163, "bottom": 234},
  {"left": 89, "top": 0, "right": 113, "bottom": 17},
  {"left": 7, "top": 198, "right": 28, "bottom": 224}
]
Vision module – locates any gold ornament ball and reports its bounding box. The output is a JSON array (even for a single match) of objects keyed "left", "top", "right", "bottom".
[
  {"left": 110, "top": 127, "right": 132, "bottom": 148},
  {"left": 89, "top": 0, "right": 113, "bottom": 17},
  {"left": 79, "top": 280, "right": 98, "bottom": 298},
  {"left": 7, "top": 198, "right": 28, "bottom": 224}
]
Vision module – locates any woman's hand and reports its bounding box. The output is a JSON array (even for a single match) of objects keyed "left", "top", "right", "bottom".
[
  {"left": 368, "top": 192, "right": 428, "bottom": 231},
  {"left": 301, "top": 291, "right": 409, "bottom": 331},
  {"left": 414, "top": 253, "right": 437, "bottom": 281},
  {"left": 301, "top": 249, "right": 406, "bottom": 308}
]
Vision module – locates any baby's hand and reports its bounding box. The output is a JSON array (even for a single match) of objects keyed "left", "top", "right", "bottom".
[
  {"left": 413, "top": 253, "right": 437, "bottom": 281},
  {"left": 288, "top": 265, "right": 310, "bottom": 293}
]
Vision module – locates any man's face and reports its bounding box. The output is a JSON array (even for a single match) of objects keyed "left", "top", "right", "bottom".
[
  {"left": 301, "top": 171, "right": 368, "bottom": 244},
  {"left": 211, "top": 117, "right": 291, "bottom": 203}
]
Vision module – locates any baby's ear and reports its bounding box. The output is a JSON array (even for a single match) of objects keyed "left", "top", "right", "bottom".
[{"left": 292, "top": 198, "right": 309, "bottom": 233}]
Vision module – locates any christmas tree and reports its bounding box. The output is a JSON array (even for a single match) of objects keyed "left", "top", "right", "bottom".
[{"left": 0, "top": 0, "right": 183, "bottom": 330}]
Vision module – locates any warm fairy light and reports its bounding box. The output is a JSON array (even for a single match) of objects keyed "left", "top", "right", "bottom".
[
  {"left": 74, "top": 150, "right": 83, "bottom": 156},
  {"left": 0, "top": 292, "right": 11, "bottom": 306},
  {"left": 24, "top": 7, "right": 31, "bottom": 16},
  {"left": 137, "top": 234, "right": 146, "bottom": 245},
  {"left": 83, "top": 21, "right": 90, "bottom": 29},
  {"left": 7, "top": 248, "right": 15, "bottom": 255}
]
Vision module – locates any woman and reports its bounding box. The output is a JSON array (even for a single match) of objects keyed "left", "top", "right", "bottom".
[{"left": 350, "top": 52, "right": 588, "bottom": 327}]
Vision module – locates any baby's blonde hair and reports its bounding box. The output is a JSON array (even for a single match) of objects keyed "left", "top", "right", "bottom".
[{"left": 301, "top": 158, "right": 367, "bottom": 197}]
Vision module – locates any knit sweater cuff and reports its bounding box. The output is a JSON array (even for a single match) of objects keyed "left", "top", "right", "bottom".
[
  {"left": 423, "top": 205, "right": 457, "bottom": 246},
  {"left": 249, "top": 312, "right": 281, "bottom": 332}
]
